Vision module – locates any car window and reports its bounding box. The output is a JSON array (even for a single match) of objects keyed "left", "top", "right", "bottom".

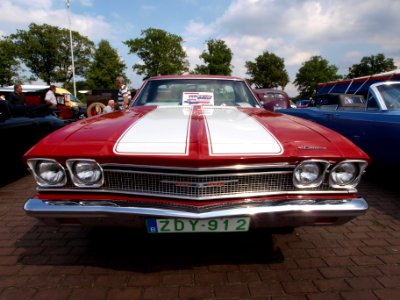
[
  {"left": 366, "top": 94, "right": 379, "bottom": 110},
  {"left": 264, "top": 93, "right": 275, "bottom": 99},
  {"left": 377, "top": 84, "right": 400, "bottom": 110},
  {"left": 133, "top": 79, "right": 260, "bottom": 108}
]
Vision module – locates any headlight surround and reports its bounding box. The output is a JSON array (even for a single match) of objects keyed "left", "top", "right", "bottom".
[
  {"left": 293, "top": 160, "right": 329, "bottom": 188},
  {"left": 330, "top": 160, "right": 368, "bottom": 188},
  {"left": 66, "top": 159, "right": 103, "bottom": 187},
  {"left": 27, "top": 159, "right": 66, "bottom": 187}
]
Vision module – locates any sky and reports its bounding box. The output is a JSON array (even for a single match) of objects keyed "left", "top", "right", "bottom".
[{"left": 1, "top": 0, "right": 400, "bottom": 96}]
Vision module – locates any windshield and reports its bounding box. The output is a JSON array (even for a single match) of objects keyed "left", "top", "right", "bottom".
[
  {"left": 133, "top": 78, "right": 260, "bottom": 108},
  {"left": 377, "top": 84, "right": 400, "bottom": 110}
]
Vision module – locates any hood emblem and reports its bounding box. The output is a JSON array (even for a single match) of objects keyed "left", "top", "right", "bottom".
[{"left": 298, "top": 146, "right": 327, "bottom": 150}]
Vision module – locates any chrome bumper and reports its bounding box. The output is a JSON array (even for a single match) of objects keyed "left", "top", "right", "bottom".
[{"left": 24, "top": 198, "right": 368, "bottom": 228}]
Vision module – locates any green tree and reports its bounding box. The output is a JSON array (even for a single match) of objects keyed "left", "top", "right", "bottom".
[
  {"left": 346, "top": 53, "right": 397, "bottom": 78},
  {"left": 0, "top": 37, "right": 21, "bottom": 86},
  {"left": 85, "top": 40, "right": 127, "bottom": 89},
  {"left": 124, "top": 28, "right": 188, "bottom": 79},
  {"left": 194, "top": 39, "right": 233, "bottom": 75},
  {"left": 11, "top": 23, "right": 95, "bottom": 85},
  {"left": 245, "top": 51, "right": 289, "bottom": 89},
  {"left": 294, "top": 56, "right": 341, "bottom": 99}
]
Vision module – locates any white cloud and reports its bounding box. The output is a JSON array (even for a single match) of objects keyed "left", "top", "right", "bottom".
[
  {"left": 184, "top": 20, "right": 215, "bottom": 42},
  {"left": 12, "top": 0, "right": 53, "bottom": 9},
  {"left": 184, "top": 46, "right": 203, "bottom": 69},
  {"left": 79, "top": 0, "right": 93, "bottom": 7},
  {"left": 0, "top": 0, "right": 111, "bottom": 40}
]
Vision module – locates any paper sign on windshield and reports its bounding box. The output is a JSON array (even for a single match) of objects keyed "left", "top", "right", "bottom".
[{"left": 182, "top": 92, "right": 214, "bottom": 106}]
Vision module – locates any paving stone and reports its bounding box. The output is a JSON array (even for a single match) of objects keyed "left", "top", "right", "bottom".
[{"left": 1, "top": 172, "right": 400, "bottom": 299}]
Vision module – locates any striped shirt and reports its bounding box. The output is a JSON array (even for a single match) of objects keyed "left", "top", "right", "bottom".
[{"left": 117, "top": 84, "right": 131, "bottom": 108}]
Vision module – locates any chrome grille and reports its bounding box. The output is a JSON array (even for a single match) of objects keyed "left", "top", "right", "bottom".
[{"left": 95, "top": 168, "right": 333, "bottom": 200}]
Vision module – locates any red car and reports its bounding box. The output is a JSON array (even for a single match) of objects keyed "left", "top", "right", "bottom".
[
  {"left": 254, "top": 88, "right": 291, "bottom": 111},
  {"left": 23, "top": 75, "right": 370, "bottom": 233}
]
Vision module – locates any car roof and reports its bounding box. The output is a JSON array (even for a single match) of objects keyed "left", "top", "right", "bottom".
[
  {"left": 370, "top": 81, "right": 400, "bottom": 88},
  {"left": 147, "top": 75, "right": 245, "bottom": 81}
]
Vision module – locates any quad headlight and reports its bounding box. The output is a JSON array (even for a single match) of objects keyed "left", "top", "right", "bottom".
[
  {"left": 27, "top": 159, "right": 67, "bottom": 187},
  {"left": 329, "top": 160, "right": 367, "bottom": 188},
  {"left": 66, "top": 159, "right": 103, "bottom": 187},
  {"left": 293, "top": 160, "right": 329, "bottom": 188}
]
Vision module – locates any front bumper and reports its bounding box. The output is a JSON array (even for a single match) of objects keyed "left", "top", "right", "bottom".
[{"left": 24, "top": 197, "right": 368, "bottom": 228}]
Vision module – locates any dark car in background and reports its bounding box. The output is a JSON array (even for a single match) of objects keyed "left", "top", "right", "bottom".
[
  {"left": 254, "top": 88, "right": 290, "bottom": 111},
  {"left": 0, "top": 100, "right": 65, "bottom": 186}
]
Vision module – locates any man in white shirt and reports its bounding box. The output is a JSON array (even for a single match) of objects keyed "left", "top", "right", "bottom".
[
  {"left": 45, "top": 85, "right": 57, "bottom": 108},
  {"left": 103, "top": 99, "right": 115, "bottom": 113}
]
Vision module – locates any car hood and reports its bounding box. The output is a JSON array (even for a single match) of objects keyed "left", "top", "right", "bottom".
[{"left": 24, "top": 106, "right": 369, "bottom": 168}]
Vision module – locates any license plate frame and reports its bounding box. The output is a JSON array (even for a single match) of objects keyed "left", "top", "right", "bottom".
[{"left": 146, "top": 217, "right": 250, "bottom": 233}]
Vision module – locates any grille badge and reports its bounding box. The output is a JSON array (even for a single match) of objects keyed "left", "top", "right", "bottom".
[{"left": 161, "top": 180, "right": 239, "bottom": 188}]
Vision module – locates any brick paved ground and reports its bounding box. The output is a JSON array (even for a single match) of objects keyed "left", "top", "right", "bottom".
[{"left": 0, "top": 174, "right": 400, "bottom": 300}]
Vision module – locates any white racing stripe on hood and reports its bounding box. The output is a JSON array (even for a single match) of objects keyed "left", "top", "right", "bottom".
[
  {"left": 114, "top": 107, "right": 191, "bottom": 155},
  {"left": 204, "top": 107, "right": 283, "bottom": 155}
]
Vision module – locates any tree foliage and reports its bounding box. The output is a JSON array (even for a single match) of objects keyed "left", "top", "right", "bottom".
[
  {"left": 85, "top": 40, "right": 127, "bottom": 89},
  {"left": 10, "top": 23, "right": 95, "bottom": 85},
  {"left": 294, "top": 56, "right": 341, "bottom": 99},
  {"left": 245, "top": 51, "right": 289, "bottom": 89},
  {"left": 124, "top": 28, "right": 188, "bottom": 79},
  {"left": 0, "top": 37, "right": 22, "bottom": 86},
  {"left": 194, "top": 39, "right": 233, "bottom": 75},
  {"left": 346, "top": 53, "right": 397, "bottom": 78}
]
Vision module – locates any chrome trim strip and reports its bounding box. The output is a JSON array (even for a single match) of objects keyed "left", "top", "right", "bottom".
[
  {"left": 149, "top": 77, "right": 244, "bottom": 82},
  {"left": 34, "top": 187, "right": 357, "bottom": 201},
  {"left": 24, "top": 197, "right": 368, "bottom": 220},
  {"left": 100, "top": 162, "right": 295, "bottom": 172},
  {"left": 103, "top": 169, "right": 293, "bottom": 177}
]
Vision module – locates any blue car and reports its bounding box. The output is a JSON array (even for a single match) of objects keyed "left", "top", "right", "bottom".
[{"left": 278, "top": 81, "right": 400, "bottom": 171}]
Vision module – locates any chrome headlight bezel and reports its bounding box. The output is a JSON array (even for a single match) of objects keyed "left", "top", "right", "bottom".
[
  {"left": 329, "top": 160, "right": 368, "bottom": 188},
  {"left": 27, "top": 158, "right": 67, "bottom": 187},
  {"left": 293, "top": 160, "right": 330, "bottom": 188},
  {"left": 66, "top": 159, "right": 104, "bottom": 187}
]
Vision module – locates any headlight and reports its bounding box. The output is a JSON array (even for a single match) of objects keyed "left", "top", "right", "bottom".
[
  {"left": 330, "top": 160, "right": 367, "bottom": 188},
  {"left": 27, "top": 159, "right": 66, "bottom": 187},
  {"left": 293, "top": 160, "right": 329, "bottom": 188},
  {"left": 66, "top": 159, "right": 103, "bottom": 187}
]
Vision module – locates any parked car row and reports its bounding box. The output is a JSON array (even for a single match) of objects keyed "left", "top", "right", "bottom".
[{"left": 1, "top": 85, "right": 87, "bottom": 122}]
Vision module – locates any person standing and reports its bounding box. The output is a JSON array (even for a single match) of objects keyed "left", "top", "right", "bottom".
[
  {"left": 45, "top": 85, "right": 58, "bottom": 108},
  {"left": 8, "top": 84, "right": 25, "bottom": 106},
  {"left": 115, "top": 76, "right": 131, "bottom": 110},
  {"left": 8, "top": 84, "right": 26, "bottom": 116}
]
